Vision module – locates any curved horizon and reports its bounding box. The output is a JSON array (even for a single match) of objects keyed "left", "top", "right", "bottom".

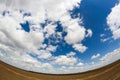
[
  {"left": 0, "top": 48, "right": 120, "bottom": 74},
  {"left": 0, "top": 0, "right": 120, "bottom": 74}
]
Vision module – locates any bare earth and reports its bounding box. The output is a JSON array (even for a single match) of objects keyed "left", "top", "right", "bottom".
[{"left": 0, "top": 60, "right": 120, "bottom": 80}]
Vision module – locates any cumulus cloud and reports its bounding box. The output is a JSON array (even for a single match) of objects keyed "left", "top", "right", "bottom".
[
  {"left": 0, "top": 0, "right": 87, "bottom": 74},
  {"left": 91, "top": 53, "right": 100, "bottom": 60},
  {"left": 0, "top": 43, "right": 55, "bottom": 73},
  {"left": 63, "top": 18, "right": 86, "bottom": 44},
  {"left": 107, "top": 2, "right": 120, "bottom": 39},
  {"left": 0, "top": 0, "right": 119, "bottom": 74},
  {"left": 77, "top": 62, "right": 84, "bottom": 66},
  {"left": 0, "top": 0, "right": 88, "bottom": 53},
  {"left": 67, "top": 52, "right": 76, "bottom": 57},
  {"left": 54, "top": 55, "right": 77, "bottom": 66},
  {"left": 0, "top": 41, "right": 120, "bottom": 74},
  {"left": 0, "top": 16, "right": 45, "bottom": 55},
  {"left": 73, "top": 44, "right": 87, "bottom": 53},
  {"left": 57, "top": 48, "right": 120, "bottom": 74},
  {"left": 0, "top": 0, "right": 84, "bottom": 56},
  {"left": 44, "top": 23, "right": 57, "bottom": 38}
]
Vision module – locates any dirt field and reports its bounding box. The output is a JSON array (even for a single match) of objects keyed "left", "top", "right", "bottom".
[{"left": 0, "top": 60, "right": 120, "bottom": 80}]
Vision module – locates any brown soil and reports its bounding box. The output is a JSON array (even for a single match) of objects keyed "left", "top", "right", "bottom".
[{"left": 0, "top": 60, "right": 120, "bottom": 80}]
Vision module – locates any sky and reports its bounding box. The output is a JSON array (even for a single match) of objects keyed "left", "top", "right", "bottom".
[{"left": 0, "top": 0, "right": 120, "bottom": 74}]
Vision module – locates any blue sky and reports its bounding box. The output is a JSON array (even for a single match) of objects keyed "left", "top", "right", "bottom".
[
  {"left": 0, "top": 0, "right": 120, "bottom": 74},
  {"left": 19, "top": 0, "right": 120, "bottom": 63},
  {"left": 70, "top": 0, "right": 120, "bottom": 62}
]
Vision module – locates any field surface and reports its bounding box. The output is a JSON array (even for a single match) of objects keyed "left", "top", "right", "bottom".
[{"left": 0, "top": 60, "right": 120, "bottom": 80}]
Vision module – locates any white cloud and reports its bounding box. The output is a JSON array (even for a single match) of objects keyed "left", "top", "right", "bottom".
[
  {"left": 0, "top": 43, "right": 54, "bottom": 73},
  {"left": 91, "top": 53, "right": 100, "bottom": 60},
  {"left": 0, "top": 0, "right": 84, "bottom": 57},
  {"left": 46, "top": 45, "right": 57, "bottom": 52},
  {"left": 63, "top": 17, "right": 86, "bottom": 44},
  {"left": 100, "top": 37, "right": 111, "bottom": 42},
  {"left": 73, "top": 44, "right": 87, "bottom": 53},
  {"left": 67, "top": 52, "right": 76, "bottom": 57},
  {"left": 0, "top": 41, "right": 120, "bottom": 74},
  {"left": 100, "top": 48, "right": 120, "bottom": 61},
  {"left": 0, "top": 0, "right": 85, "bottom": 74},
  {"left": 44, "top": 23, "right": 57, "bottom": 38},
  {"left": 100, "top": 34, "right": 111, "bottom": 42},
  {"left": 77, "top": 62, "right": 84, "bottom": 66},
  {"left": 107, "top": 3, "right": 120, "bottom": 39},
  {"left": 100, "top": 34, "right": 106, "bottom": 37},
  {"left": 37, "top": 50, "right": 52, "bottom": 59},
  {"left": 1, "top": 0, "right": 118, "bottom": 75},
  {"left": 91, "top": 62, "right": 95, "bottom": 65},
  {"left": 0, "top": 16, "right": 44, "bottom": 55},
  {"left": 0, "top": 0, "right": 81, "bottom": 21},
  {"left": 86, "top": 29, "right": 93, "bottom": 37},
  {"left": 54, "top": 55, "right": 77, "bottom": 66}
]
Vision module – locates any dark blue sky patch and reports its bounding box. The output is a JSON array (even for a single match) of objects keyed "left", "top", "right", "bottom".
[
  {"left": 43, "top": 31, "right": 74, "bottom": 56},
  {"left": 2, "top": 11, "right": 10, "bottom": 16},
  {"left": 62, "top": 31, "right": 67, "bottom": 37},
  {"left": 55, "top": 21, "right": 63, "bottom": 32},
  {"left": 52, "top": 39, "right": 76, "bottom": 56},
  {"left": 43, "top": 33, "right": 62, "bottom": 46},
  {"left": 23, "top": 12, "right": 31, "bottom": 17},
  {"left": 2, "top": 11, "right": 6, "bottom": 16},
  {"left": 20, "top": 21, "right": 30, "bottom": 32},
  {"left": 40, "top": 19, "right": 52, "bottom": 28}
]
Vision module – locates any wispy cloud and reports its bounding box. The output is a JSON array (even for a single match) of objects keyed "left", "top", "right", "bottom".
[{"left": 91, "top": 53, "right": 100, "bottom": 60}]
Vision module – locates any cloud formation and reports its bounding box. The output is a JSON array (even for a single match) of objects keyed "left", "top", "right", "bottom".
[
  {"left": 0, "top": 0, "right": 119, "bottom": 74},
  {"left": 73, "top": 44, "right": 87, "bottom": 53},
  {"left": 0, "top": 0, "right": 88, "bottom": 74},
  {"left": 1, "top": 43, "right": 120, "bottom": 74},
  {"left": 107, "top": 2, "right": 120, "bottom": 39},
  {"left": 54, "top": 55, "right": 77, "bottom": 66},
  {"left": 91, "top": 53, "right": 100, "bottom": 60}
]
